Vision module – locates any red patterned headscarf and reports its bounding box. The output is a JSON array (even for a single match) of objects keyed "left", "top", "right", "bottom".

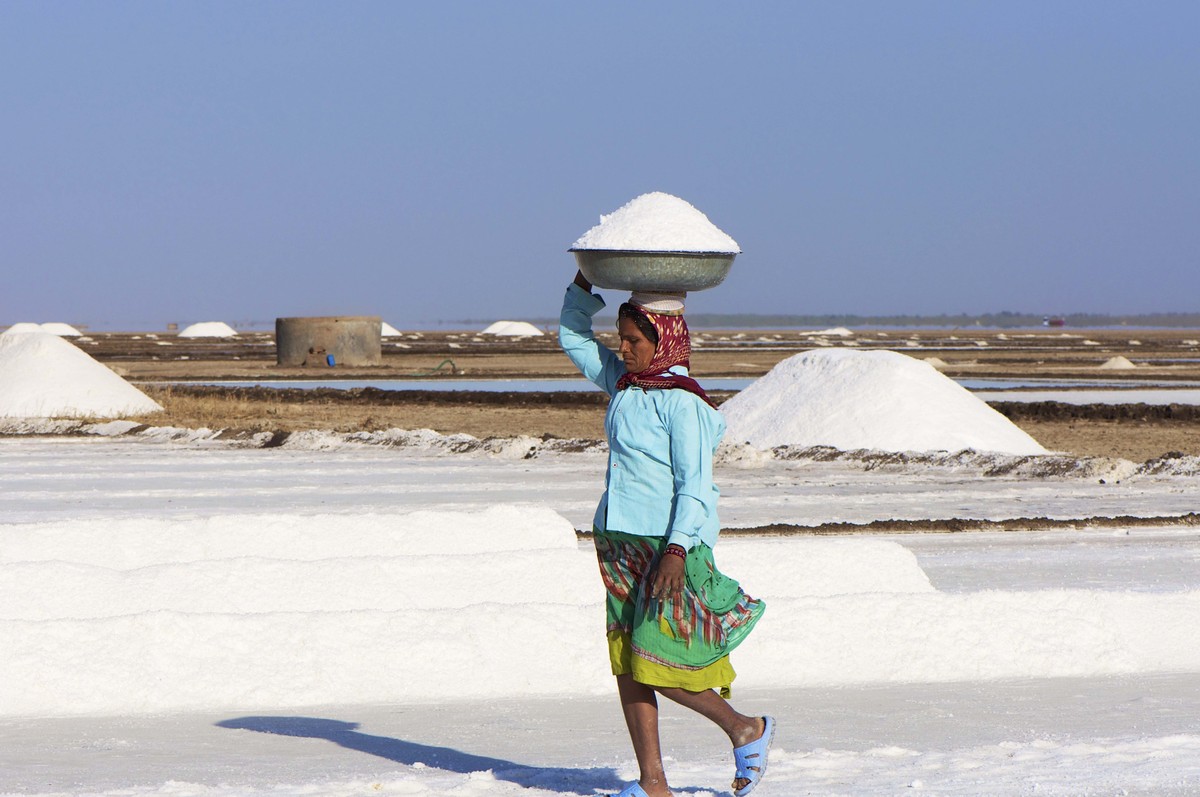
[{"left": 615, "top": 304, "right": 717, "bottom": 409}]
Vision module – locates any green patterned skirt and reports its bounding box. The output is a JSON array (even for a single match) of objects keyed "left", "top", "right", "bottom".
[{"left": 594, "top": 529, "right": 765, "bottom": 693}]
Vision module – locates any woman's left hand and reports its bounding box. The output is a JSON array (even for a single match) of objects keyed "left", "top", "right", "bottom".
[{"left": 651, "top": 554, "right": 686, "bottom": 601}]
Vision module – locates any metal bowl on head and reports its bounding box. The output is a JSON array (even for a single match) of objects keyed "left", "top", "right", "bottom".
[{"left": 570, "top": 249, "right": 737, "bottom": 292}]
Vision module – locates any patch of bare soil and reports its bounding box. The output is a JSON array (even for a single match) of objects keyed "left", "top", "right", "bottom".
[
  {"left": 990, "top": 401, "right": 1200, "bottom": 461},
  {"left": 134, "top": 385, "right": 612, "bottom": 440},
  {"left": 1004, "top": 418, "right": 1200, "bottom": 462}
]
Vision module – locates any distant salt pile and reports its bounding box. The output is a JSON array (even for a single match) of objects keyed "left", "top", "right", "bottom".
[
  {"left": 2, "top": 322, "right": 82, "bottom": 337},
  {"left": 177, "top": 321, "right": 238, "bottom": 338},
  {"left": 721, "top": 349, "right": 1047, "bottom": 455},
  {"left": 481, "top": 320, "right": 544, "bottom": 337},
  {"left": 381, "top": 322, "right": 403, "bottom": 337},
  {"left": 1099, "top": 356, "right": 1137, "bottom": 370},
  {"left": 571, "top": 192, "right": 740, "bottom": 253},
  {"left": 0, "top": 333, "right": 162, "bottom": 418},
  {"left": 803, "top": 327, "right": 854, "bottom": 337}
]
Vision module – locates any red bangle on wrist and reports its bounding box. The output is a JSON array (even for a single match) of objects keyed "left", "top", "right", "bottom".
[{"left": 664, "top": 544, "right": 687, "bottom": 560}]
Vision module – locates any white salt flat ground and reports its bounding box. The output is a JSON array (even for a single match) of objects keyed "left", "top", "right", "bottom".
[
  {"left": 4, "top": 676, "right": 1200, "bottom": 796},
  {"left": 3, "top": 435, "right": 1199, "bottom": 528},
  {"left": 2, "top": 435, "right": 1199, "bottom": 795}
]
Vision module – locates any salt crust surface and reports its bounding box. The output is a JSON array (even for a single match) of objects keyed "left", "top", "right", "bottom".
[
  {"left": 177, "top": 321, "right": 238, "bottom": 337},
  {"left": 0, "top": 333, "right": 162, "bottom": 418},
  {"left": 2, "top": 439, "right": 1199, "bottom": 794},
  {"left": 571, "top": 192, "right": 740, "bottom": 253},
  {"left": 8, "top": 417, "right": 1195, "bottom": 482},
  {"left": 721, "top": 348, "right": 1048, "bottom": 455},
  {"left": 481, "top": 320, "right": 544, "bottom": 336},
  {"left": 4, "top": 505, "right": 1199, "bottom": 719}
]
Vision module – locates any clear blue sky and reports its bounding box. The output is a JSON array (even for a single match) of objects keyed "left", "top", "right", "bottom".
[{"left": 2, "top": 2, "right": 1197, "bottom": 330}]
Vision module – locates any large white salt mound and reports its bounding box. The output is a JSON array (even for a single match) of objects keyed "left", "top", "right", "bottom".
[
  {"left": 177, "top": 321, "right": 238, "bottom": 338},
  {"left": 721, "top": 349, "right": 1047, "bottom": 455},
  {"left": 571, "top": 192, "right": 740, "bottom": 253},
  {"left": 381, "top": 322, "right": 402, "bottom": 337},
  {"left": 481, "top": 320, "right": 544, "bottom": 337},
  {"left": 1099, "top": 356, "right": 1137, "bottom": 370},
  {"left": 0, "top": 333, "right": 163, "bottom": 418},
  {"left": 1, "top": 323, "right": 45, "bottom": 337}
]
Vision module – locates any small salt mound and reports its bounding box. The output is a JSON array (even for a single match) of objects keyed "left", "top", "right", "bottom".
[
  {"left": 177, "top": 321, "right": 238, "bottom": 338},
  {"left": 0, "top": 333, "right": 163, "bottom": 418},
  {"left": 571, "top": 192, "right": 740, "bottom": 253},
  {"left": 721, "top": 349, "right": 1046, "bottom": 455},
  {"left": 1, "top": 323, "right": 45, "bottom": 337},
  {"left": 381, "top": 322, "right": 403, "bottom": 337},
  {"left": 803, "top": 327, "right": 854, "bottom": 337},
  {"left": 923, "top": 357, "right": 948, "bottom": 369},
  {"left": 481, "top": 320, "right": 544, "bottom": 337},
  {"left": 1099, "top": 356, "right": 1137, "bottom": 370},
  {"left": 39, "top": 322, "right": 82, "bottom": 336}
]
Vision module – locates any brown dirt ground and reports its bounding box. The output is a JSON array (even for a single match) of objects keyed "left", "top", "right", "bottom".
[{"left": 1010, "top": 419, "right": 1200, "bottom": 461}]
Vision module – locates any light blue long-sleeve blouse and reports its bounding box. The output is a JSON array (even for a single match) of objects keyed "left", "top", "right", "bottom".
[{"left": 558, "top": 282, "right": 725, "bottom": 550}]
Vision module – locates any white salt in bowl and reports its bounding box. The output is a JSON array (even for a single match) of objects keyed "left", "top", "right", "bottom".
[{"left": 570, "top": 249, "right": 736, "bottom": 292}]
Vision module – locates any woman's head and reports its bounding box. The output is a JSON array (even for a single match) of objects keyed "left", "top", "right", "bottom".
[
  {"left": 612, "top": 299, "right": 712, "bottom": 406},
  {"left": 617, "top": 303, "right": 658, "bottom": 374}
]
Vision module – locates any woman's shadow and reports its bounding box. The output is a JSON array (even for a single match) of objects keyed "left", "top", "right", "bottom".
[{"left": 216, "top": 715, "right": 623, "bottom": 794}]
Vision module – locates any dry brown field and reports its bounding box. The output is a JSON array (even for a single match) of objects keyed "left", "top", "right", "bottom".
[{"left": 73, "top": 326, "right": 1200, "bottom": 463}]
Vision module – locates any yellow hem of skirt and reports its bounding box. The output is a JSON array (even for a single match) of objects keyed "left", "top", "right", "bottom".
[{"left": 607, "top": 630, "right": 734, "bottom": 698}]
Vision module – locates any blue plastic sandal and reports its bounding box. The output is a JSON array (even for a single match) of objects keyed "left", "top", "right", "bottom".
[
  {"left": 614, "top": 783, "right": 651, "bottom": 797},
  {"left": 732, "top": 715, "right": 776, "bottom": 796}
]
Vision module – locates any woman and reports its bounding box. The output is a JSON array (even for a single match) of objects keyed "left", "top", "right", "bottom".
[{"left": 559, "top": 270, "right": 774, "bottom": 797}]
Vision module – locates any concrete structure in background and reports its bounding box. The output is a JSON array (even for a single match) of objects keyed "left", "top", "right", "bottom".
[{"left": 275, "top": 316, "right": 381, "bottom": 367}]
